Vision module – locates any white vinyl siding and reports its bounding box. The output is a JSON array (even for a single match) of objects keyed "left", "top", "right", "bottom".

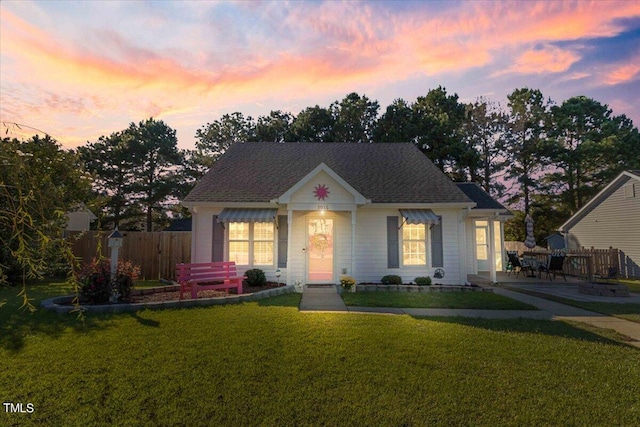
[
  {"left": 355, "top": 208, "right": 462, "bottom": 285},
  {"left": 191, "top": 208, "right": 216, "bottom": 263},
  {"left": 567, "top": 179, "right": 640, "bottom": 278}
]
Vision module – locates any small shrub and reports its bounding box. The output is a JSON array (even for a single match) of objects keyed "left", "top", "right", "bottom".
[
  {"left": 381, "top": 275, "right": 402, "bottom": 285},
  {"left": 340, "top": 275, "right": 355, "bottom": 291},
  {"left": 78, "top": 258, "right": 140, "bottom": 304},
  {"left": 78, "top": 258, "right": 111, "bottom": 304},
  {"left": 415, "top": 276, "right": 432, "bottom": 286},
  {"left": 114, "top": 260, "right": 140, "bottom": 302},
  {"left": 245, "top": 268, "right": 267, "bottom": 287}
]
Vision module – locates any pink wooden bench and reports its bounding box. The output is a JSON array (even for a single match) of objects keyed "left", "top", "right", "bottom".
[{"left": 176, "top": 262, "right": 244, "bottom": 300}]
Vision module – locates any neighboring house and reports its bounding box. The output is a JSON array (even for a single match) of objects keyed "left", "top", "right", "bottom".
[
  {"left": 65, "top": 206, "right": 97, "bottom": 231},
  {"left": 182, "top": 142, "right": 512, "bottom": 285},
  {"left": 560, "top": 170, "right": 640, "bottom": 278},
  {"left": 164, "top": 218, "right": 192, "bottom": 231}
]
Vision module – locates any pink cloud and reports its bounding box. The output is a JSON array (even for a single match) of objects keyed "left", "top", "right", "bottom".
[
  {"left": 602, "top": 60, "right": 640, "bottom": 85},
  {"left": 494, "top": 45, "right": 580, "bottom": 76},
  {"left": 2, "top": 1, "right": 640, "bottom": 149},
  {"left": 4, "top": 3, "right": 640, "bottom": 99}
]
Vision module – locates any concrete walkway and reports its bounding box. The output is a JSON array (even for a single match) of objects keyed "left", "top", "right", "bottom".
[
  {"left": 491, "top": 286, "right": 640, "bottom": 347},
  {"left": 299, "top": 286, "right": 348, "bottom": 312},
  {"left": 299, "top": 285, "right": 640, "bottom": 348}
]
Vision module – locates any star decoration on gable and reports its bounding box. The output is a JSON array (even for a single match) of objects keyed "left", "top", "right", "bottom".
[{"left": 313, "top": 184, "right": 330, "bottom": 200}]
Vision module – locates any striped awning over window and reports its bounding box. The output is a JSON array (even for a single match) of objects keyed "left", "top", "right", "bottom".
[
  {"left": 399, "top": 209, "right": 440, "bottom": 225},
  {"left": 217, "top": 208, "right": 278, "bottom": 223}
]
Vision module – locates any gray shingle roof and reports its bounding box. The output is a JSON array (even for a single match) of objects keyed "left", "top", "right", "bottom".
[
  {"left": 456, "top": 183, "right": 510, "bottom": 211},
  {"left": 184, "top": 142, "right": 473, "bottom": 204}
]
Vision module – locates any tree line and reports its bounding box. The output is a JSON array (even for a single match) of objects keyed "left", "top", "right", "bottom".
[
  {"left": 2, "top": 86, "right": 639, "bottom": 284},
  {"left": 194, "top": 88, "right": 639, "bottom": 236}
]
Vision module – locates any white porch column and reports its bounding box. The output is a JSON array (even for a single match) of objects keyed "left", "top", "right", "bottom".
[
  {"left": 488, "top": 217, "right": 497, "bottom": 284},
  {"left": 286, "top": 210, "right": 293, "bottom": 286},
  {"left": 351, "top": 210, "right": 356, "bottom": 277},
  {"left": 459, "top": 210, "right": 468, "bottom": 284},
  {"left": 190, "top": 208, "right": 198, "bottom": 263}
]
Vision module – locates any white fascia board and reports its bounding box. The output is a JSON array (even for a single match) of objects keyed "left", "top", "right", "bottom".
[
  {"left": 466, "top": 209, "right": 514, "bottom": 219},
  {"left": 277, "top": 162, "right": 368, "bottom": 204},
  {"left": 360, "top": 202, "right": 476, "bottom": 209},
  {"left": 180, "top": 201, "right": 277, "bottom": 209}
]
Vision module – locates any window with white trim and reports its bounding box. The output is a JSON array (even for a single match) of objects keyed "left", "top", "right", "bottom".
[
  {"left": 228, "top": 222, "right": 274, "bottom": 266},
  {"left": 253, "top": 222, "right": 274, "bottom": 265},
  {"left": 402, "top": 223, "right": 426, "bottom": 265},
  {"left": 229, "top": 222, "right": 249, "bottom": 265}
]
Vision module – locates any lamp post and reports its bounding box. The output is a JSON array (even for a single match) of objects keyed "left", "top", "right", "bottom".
[
  {"left": 109, "top": 227, "right": 122, "bottom": 277},
  {"left": 275, "top": 269, "right": 281, "bottom": 286},
  {"left": 108, "top": 227, "right": 123, "bottom": 280}
]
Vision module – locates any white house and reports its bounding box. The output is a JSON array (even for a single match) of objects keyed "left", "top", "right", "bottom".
[
  {"left": 65, "top": 206, "right": 97, "bottom": 231},
  {"left": 182, "top": 142, "right": 511, "bottom": 285},
  {"left": 560, "top": 170, "right": 640, "bottom": 278}
]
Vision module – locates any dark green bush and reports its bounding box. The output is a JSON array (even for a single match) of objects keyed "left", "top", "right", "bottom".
[
  {"left": 415, "top": 276, "right": 432, "bottom": 286},
  {"left": 381, "top": 275, "right": 402, "bottom": 285},
  {"left": 245, "top": 268, "right": 267, "bottom": 287}
]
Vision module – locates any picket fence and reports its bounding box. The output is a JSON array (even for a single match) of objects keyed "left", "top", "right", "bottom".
[{"left": 66, "top": 231, "right": 191, "bottom": 280}]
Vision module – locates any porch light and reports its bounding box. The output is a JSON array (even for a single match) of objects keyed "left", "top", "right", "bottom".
[{"left": 319, "top": 209, "right": 326, "bottom": 215}]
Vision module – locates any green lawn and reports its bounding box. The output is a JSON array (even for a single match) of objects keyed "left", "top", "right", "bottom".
[
  {"left": 506, "top": 287, "right": 640, "bottom": 324},
  {"left": 618, "top": 279, "right": 640, "bottom": 294},
  {"left": 342, "top": 290, "right": 537, "bottom": 309},
  {"left": 2, "top": 283, "right": 640, "bottom": 426}
]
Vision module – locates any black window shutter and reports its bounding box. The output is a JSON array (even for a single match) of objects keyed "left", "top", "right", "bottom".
[
  {"left": 212, "top": 216, "right": 224, "bottom": 262},
  {"left": 431, "top": 217, "right": 443, "bottom": 267},
  {"left": 277, "top": 215, "right": 288, "bottom": 268},
  {"left": 387, "top": 216, "right": 399, "bottom": 268}
]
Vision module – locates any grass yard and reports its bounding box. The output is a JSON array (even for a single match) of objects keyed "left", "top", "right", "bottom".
[
  {"left": 618, "top": 279, "right": 640, "bottom": 294},
  {"left": 507, "top": 287, "right": 640, "bottom": 324},
  {"left": 2, "top": 282, "right": 640, "bottom": 426},
  {"left": 341, "top": 290, "right": 537, "bottom": 310}
]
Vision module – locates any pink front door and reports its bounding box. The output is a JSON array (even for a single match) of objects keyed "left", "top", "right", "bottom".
[{"left": 307, "top": 218, "right": 334, "bottom": 282}]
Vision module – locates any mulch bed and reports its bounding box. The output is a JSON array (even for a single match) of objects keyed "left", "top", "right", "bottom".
[{"left": 127, "top": 281, "right": 286, "bottom": 304}]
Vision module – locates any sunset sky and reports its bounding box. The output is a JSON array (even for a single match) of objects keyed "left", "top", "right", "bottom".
[{"left": 1, "top": 0, "right": 639, "bottom": 150}]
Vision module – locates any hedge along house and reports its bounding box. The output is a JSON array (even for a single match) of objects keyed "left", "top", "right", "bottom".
[{"left": 182, "top": 142, "right": 512, "bottom": 285}]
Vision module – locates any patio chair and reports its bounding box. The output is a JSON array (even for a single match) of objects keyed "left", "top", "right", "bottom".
[
  {"left": 594, "top": 266, "right": 620, "bottom": 284},
  {"left": 539, "top": 255, "right": 567, "bottom": 281},
  {"left": 506, "top": 252, "right": 533, "bottom": 278}
]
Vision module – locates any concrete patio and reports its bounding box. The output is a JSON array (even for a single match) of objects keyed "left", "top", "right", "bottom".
[{"left": 469, "top": 272, "right": 640, "bottom": 303}]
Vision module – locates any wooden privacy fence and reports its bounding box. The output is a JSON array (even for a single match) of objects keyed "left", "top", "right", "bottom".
[
  {"left": 564, "top": 248, "right": 632, "bottom": 277},
  {"left": 519, "top": 247, "right": 632, "bottom": 280},
  {"left": 66, "top": 231, "right": 191, "bottom": 280}
]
